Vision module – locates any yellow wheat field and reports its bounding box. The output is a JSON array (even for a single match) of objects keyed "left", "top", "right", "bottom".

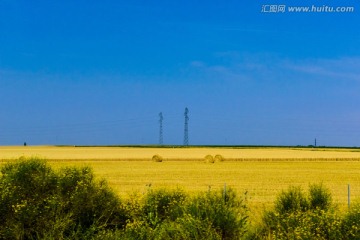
[
  {"left": 2, "top": 146, "right": 360, "bottom": 212},
  {"left": 1, "top": 145, "right": 360, "bottom": 160}
]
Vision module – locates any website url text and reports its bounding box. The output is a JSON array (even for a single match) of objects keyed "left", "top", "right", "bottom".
[{"left": 261, "top": 5, "right": 355, "bottom": 13}]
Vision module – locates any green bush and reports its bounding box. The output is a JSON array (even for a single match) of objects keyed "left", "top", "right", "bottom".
[
  {"left": 117, "top": 216, "right": 221, "bottom": 240},
  {"left": 187, "top": 188, "right": 248, "bottom": 239},
  {"left": 0, "top": 158, "right": 250, "bottom": 239},
  {"left": 260, "top": 209, "right": 342, "bottom": 240},
  {"left": 0, "top": 157, "right": 129, "bottom": 239},
  {"left": 253, "top": 184, "right": 342, "bottom": 240},
  {"left": 275, "top": 186, "right": 308, "bottom": 214},
  {"left": 57, "top": 166, "right": 128, "bottom": 233},
  {"left": 120, "top": 219, "right": 154, "bottom": 240},
  {"left": 341, "top": 202, "right": 360, "bottom": 239},
  {"left": 142, "top": 188, "right": 187, "bottom": 227},
  {"left": 308, "top": 183, "right": 332, "bottom": 211},
  {"left": 273, "top": 183, "right": 332, "bottom": 215},
  {"left": 0, "top": 158, "right": 60, "bottom": 239},
  {"left": 124, "top": 187, "right": 248, "bottom": 240},
  {"left": 6, "top": 157, "right": 353, "bottom": 240},
  {"left": 152, "top": 216, "right": 222, "bottom": 240}
]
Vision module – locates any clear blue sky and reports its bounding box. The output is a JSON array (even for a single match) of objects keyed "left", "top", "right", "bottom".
[{"left": 1, "top": 0, "right": 360, "bottom": 146}]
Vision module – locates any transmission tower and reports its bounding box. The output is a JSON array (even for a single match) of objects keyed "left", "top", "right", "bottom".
[
  {"left": 183, "top": 107, "right": 189, "bottom": 146},
  {"left": 159, "top": 112, "right": 163, "bottom": 145}
]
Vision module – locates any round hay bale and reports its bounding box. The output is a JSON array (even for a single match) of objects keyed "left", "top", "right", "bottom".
[
  {"left": 214, "top": 154, "right": 225, "bottom": 162},
  {"left": 152, "top": 154, "right": 163, "bottom": 162},
  {"left": 204, "top": 155, "right": 214, "bottom": 163}
]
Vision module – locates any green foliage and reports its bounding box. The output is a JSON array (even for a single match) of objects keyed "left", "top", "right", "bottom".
[
  {"left": 111, "top": 186, "right": 247, "bottom": 240},
  {"left": 341, "top": 202, "right": 360, "bottom": 239},
  {"left": 0, "top": 157, "right": 128, "bottom": 239},
  {"left": 5, "top": 157, "right": 360, "bottom": 240},
  {"left": 0, "top": 158, "right": 59, "bottom": 239},
  {"left": 121, "top": 187, "right": 247, "bottom": 240},
  {"left": 142, "top": 188, "right": 187, "bottom": 226},
  {"left": 252, "top": 184, "right": 343, "bottom": 240},
  {"left": 273, "top": 183, "right": 332, "bottom": 215},
  {"left": 187, "top": 188, "right": 248, "bottom": 239},
  {"left": 260, "top": 209, "right": 342, "bottom": 240},
  {"left": 58, "top": 166, "right": 128, "bottom": 232},
  {"left": 152, "top": 216, "right": 221, "bottom": 240},
  {"left": 119, "top": 219, "right": 154, "bottom": 240},
  {"left": 308, "top": 183, "right": 332, "bottom": 211},
  {"left": 0, "top": 158, "right": 249, "bottom": 239},
  {"left": 275, "top": 186, "right": 308, "bottom": 214}
]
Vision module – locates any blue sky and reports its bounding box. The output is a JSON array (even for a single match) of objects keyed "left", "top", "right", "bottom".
[{"left": 1, "top": 0, "right": 360, "bottom": 146}]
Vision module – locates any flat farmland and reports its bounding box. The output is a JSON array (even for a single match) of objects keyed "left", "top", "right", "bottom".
[
  {"left": 2, "top": 146, "right": 360, "bottom": 210},
  {"left": 2, "top": 145, "right": 360, "bottom": 160}
]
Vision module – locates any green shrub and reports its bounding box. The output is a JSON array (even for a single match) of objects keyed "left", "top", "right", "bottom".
[
  {"left": 152, "top": 216, "right": 221, "bottom": 240},
  {"left": 0, "top": 157, "right": 129, "bottom": 239},
  {"left": 341, "top": 202, "right": 360, "bottom": 239},
  {"left": 253, "top": 184, "right": 341, "bottom": 240},
  {"left": 187, "top": 187, "right": 248, "bottom": 239},
  {"left": 260, "top": 209, "right": 342, "bottom": 240},
  {"left": 308, "top": 183, "right": 332, "bottom": 211},
  {"left": 173, "top": 214, "right": 221, "bottom": 240},
  {"left": 120, "top": 219, "right": 154, "bottom": 240},
  {"left": 0, "top": 158, "right": 60, "bottom": 239},
  {"left": 118, "top": 215, "right": 221, "bottom": 240},
  {"left": 4, "top": 158, "right": 352, "bottom": 240},
  {"left": 152, "top": 154, "right": 163, "bottom": 162},
  {"left": 275, "top": 186, "right": 308, "bottom": 214},
  {"left": 142, "top": 188, "right": 187, "bottom": 227},
  {"left": 57, "top": 166, "right": 128, "bottom": 233}
]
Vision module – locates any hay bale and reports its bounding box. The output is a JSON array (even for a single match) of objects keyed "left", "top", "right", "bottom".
[
  {"left": 214, "top": 154, "right": 225, "bottom": 162},
  {"left": 204, "top": 155, "right": 214, "bottom": 163},
  {"left": 152, "top": 154, "right": 163, "bottom": 162}
]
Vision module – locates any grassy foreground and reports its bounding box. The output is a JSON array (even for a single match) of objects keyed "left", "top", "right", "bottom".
[
  {"left": 2, "top": 157, "right": 360, "bottom": 239},
  {"left": 2, "top": 146, "right": 360, "bottom": 210}
]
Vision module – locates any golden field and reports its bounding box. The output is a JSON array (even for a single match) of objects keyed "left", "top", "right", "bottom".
[
  {"left": 2, "top": 145, "right": 360, "bottom": 160},
  {"left": 2, "top": 146, "right": 360, "bottom": 211}
]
